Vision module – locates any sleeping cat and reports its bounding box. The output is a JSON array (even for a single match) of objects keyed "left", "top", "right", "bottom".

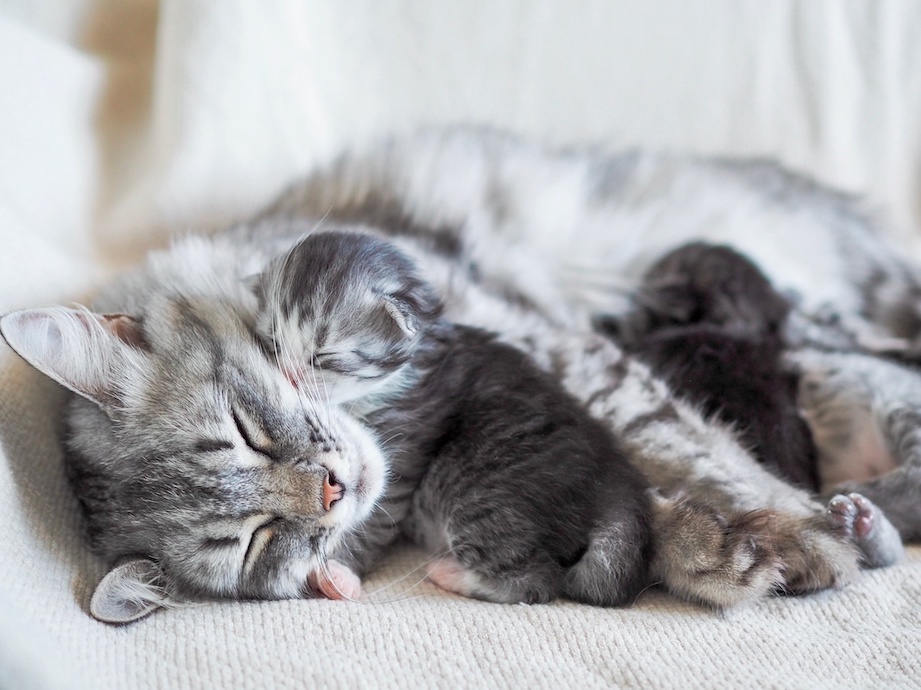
[
  {"left": 254, "top": 230, "right": 652, "bottom": 605},
  {"left": 0, "top": 127, "right": 913, "bottom": 622}
]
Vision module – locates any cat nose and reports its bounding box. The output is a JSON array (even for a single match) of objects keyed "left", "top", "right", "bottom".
[{"left": 323, "top": 471, "right": 344, "bottom": 511}]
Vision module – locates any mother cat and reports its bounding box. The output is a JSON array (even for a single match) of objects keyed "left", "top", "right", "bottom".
[{"left": 1, "top": 127, "right": 915, "bottom": 622}]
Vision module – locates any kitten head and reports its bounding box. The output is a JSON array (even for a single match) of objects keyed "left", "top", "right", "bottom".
[
  {"left": 1, "top": 296, "right": 387, "bottom": 624},
  {"left": 597, "top": 242, "right": 791, "bottom": 345},
  {"left": 254, "top": 230, "right": 443, "bottom": 402}
]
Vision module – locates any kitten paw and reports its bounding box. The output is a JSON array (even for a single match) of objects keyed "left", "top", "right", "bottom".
[
  {"left": 309, "top": 560, "right": 362, "bottom": 601},
  {"left": 827, "top": 493, "right": 904, "bottom": 568},
  {"left": 426, "top": 555, "right": 484, "bottom": 598}
]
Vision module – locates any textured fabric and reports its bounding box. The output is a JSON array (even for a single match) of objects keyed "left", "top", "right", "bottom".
[{"left": 2, "top": 1, "right": 921, "bottom": 688}]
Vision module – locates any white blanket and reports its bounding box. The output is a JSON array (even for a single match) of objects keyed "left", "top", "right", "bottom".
[{"left": 2, "top": 2, "right": 920, "bottom": 688}]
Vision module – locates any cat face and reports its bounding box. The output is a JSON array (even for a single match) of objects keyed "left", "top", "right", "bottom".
[
  {"left": 254, "top": 231, "right": 442, "bottom": 402},
  {"left": 1, "top": 296, "right": 387, "bottom": 623}
]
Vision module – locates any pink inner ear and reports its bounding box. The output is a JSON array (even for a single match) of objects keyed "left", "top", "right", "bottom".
[{"left": 102, "top": 314, "right": 147, "bottom": 349}]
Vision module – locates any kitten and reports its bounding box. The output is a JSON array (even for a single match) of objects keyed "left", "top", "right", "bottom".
[
  {"left": 254, "top": 230, "right": 653, "bottom": 606},
  {"left": 1, "top": 127, "right": 910, "bottom": 621},
  {"left": 595, "top": 242, "right": 820, "bottom": 491},
  {"left": 596, "top": 241, "right": 904, "bottom": 564},
  {"left": 254, "top": 229, "right": 442, "bottom": 404}
]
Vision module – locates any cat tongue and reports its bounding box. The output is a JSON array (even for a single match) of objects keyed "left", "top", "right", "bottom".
[{"left": 309, "top": 561, "right": 362, "bottom": 601}]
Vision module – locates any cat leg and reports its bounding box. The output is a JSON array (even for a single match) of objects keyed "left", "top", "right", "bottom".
[
  {"left": 425, "top": 550, "right": 562, "bottom": 604},
  {"left": 425, "top": 555, "right": 493, "bottom": 599},
  {"left": 516, "top": 332, "right": 862, "bottom": 607},
  {"left": 793, "top": 349, "right": 921, "bottom": 540},
  {"left": 650, "top": 493, "right": 862, "bottom": 603},
  {"left": 827, "top": 493, "right": 904, "bottom": 568},
  {"left": 560, "top": 508, "right": 652, "bottom": 607},
  {"left": 646, "top": 493, "right": 782, "bottom": 608}
]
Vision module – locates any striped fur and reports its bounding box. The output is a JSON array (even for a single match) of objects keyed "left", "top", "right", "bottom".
[{"left": 4, "top": 126, "right": 921, "bottom": 621}]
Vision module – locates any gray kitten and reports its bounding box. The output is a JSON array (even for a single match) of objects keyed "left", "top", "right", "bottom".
[
  {"left": 0, "top": 127, "right": 911, "bottom": 622},
  {"left": 255, "top": 230, "right": 653, "bottom": 605}
]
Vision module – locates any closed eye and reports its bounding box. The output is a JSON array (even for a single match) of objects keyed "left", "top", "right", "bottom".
[{"left": 231, "top": 408, "right": 277, "bottom": 459}]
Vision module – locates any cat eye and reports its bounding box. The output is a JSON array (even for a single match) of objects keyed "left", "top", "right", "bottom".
[{"left": 231, "top": 408, "right": 277, "bottom": 459}]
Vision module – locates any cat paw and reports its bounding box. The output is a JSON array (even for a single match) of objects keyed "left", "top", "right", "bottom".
[
  {"left": 650, "top": 494, "right": 783, "bottom": 609},
  {"left": 827, "top": 493, "right": 904, "bottom": 568},
  {"left": 426, "top": 555, "right": 483, "bottom": 598},
  {"left": 309, "top": 560, "right": 362, "bottom": 601}
]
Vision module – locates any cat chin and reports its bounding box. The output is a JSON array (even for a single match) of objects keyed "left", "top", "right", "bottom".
[{"left": 331, "top": 414, "right": 388, "bottom": 520}]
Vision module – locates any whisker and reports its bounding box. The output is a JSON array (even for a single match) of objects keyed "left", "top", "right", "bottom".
[{"left": 362, "top": 548, "right": 455, "bottom": 604}]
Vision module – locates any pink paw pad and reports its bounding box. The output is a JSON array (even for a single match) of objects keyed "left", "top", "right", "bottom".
[
  {"left": 426, "top": 555, "right": 476, "bottom": 597},
  {"left": 827, "top": 493, "right": 875, "bottom": 540},
  {"left": 849, "top": 494, "right": 875, "bottom": 539},
  {"left": 309, "top": 560, "right": 362, "bottom": 601}
]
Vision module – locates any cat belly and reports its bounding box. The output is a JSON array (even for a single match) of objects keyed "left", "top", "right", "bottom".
[{"left": 813, "top": 412, "right": 898, "bottom": 489}]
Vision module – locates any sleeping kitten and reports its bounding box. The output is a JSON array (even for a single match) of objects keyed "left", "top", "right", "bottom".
[
  {"left": 254, "top": 229, "right": 442, "bottom": 404},
  {"left": 254, "top": 230, "right": 653, "bottom": 606},
  {"left": 596, "top": 241, "right": 904, "bottom": 564},
  {"left": 2, "top": 127, "right": 912, "bottom": 622},
  {"left": 595, "top": 242, "right": 820, "bottom": 491}
]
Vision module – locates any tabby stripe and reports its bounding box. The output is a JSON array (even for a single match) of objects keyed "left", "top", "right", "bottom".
[
  {"left": 195, "top": 439, "right": 234, "bottom": 453},
  {"left": 200, "top": 536, "right": 241, "bottom": 550},
  {"left": 620, "top": 403, "right": 680, "bottom": 437}
]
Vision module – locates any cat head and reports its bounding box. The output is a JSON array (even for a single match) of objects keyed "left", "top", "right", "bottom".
[
  {"left": 1, "top": 294, "right": 387, "bottom": 624},
  {"left": 596, "top": 242, "right": 791, "bottom": 344},
  {"left": 253, "top": 230, "right": 443, "bottom": 402}
]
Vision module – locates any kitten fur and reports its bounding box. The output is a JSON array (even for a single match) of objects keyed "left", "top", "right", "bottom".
[
  {"left": 596, "top": 242, "right": 820, "bottom": 491},
  {"left": 1, "top": 126, "right": 914, "bottom": 621},
  {"left": 256, "top": 230, "right": 653, "bottom": 606}
]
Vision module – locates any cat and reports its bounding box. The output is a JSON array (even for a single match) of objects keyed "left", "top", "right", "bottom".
[
  {"left": 0, "top": 126, "right": 910, "bottom": 623},
  {"left": 254, "top": 229, "right": 653, "bottom": 606},
  {"left": 594, "top": 241, "right": 820, "bottom": 491}
]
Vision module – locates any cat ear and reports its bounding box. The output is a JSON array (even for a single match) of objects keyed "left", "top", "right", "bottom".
[
  {"left": 382, "top": 296, "right": 420, "bottom": 337},
  {"left": 0, "top": 307, "right": 148, "bottom": 408},
  {"left": 90, "top": 558, "right": 169, "bottom": 624},
  {"left": 382, "top": 283, "right": 443, "bottom": 339}
]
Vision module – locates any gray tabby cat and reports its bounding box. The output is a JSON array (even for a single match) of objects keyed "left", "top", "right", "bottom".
[
  {"left": 254, "top": 229, "right": 653, "bottom": 605},
  {"left": 0, "top": 127, "right": 914, "bottom": 623}
]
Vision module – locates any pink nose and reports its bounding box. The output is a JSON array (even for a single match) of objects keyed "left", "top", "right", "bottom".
[{"left": 323, "top": 472, "right": 343, "bottom": 511}]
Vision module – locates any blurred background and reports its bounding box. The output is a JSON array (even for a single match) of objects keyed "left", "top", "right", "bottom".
[{"left": 2, "top": 0, "right": 921, "bottom": 311}]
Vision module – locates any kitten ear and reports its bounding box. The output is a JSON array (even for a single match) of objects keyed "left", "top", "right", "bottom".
[
  {"left": 90, "top": 558, "right": 169, "bottom": 624},
  {"left": 0, "top": 307, "right": 148, "bottom": 408},
  {"left": 382, "top": 296, "right": 420, "bottom": 337},
  {"left": 382, "top": 282, "right": 443, "bottom": 339}
]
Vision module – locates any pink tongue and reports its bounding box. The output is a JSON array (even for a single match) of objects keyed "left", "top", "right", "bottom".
[{"left": 309, "top": 561, "right": 362, "bottom": 601}]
